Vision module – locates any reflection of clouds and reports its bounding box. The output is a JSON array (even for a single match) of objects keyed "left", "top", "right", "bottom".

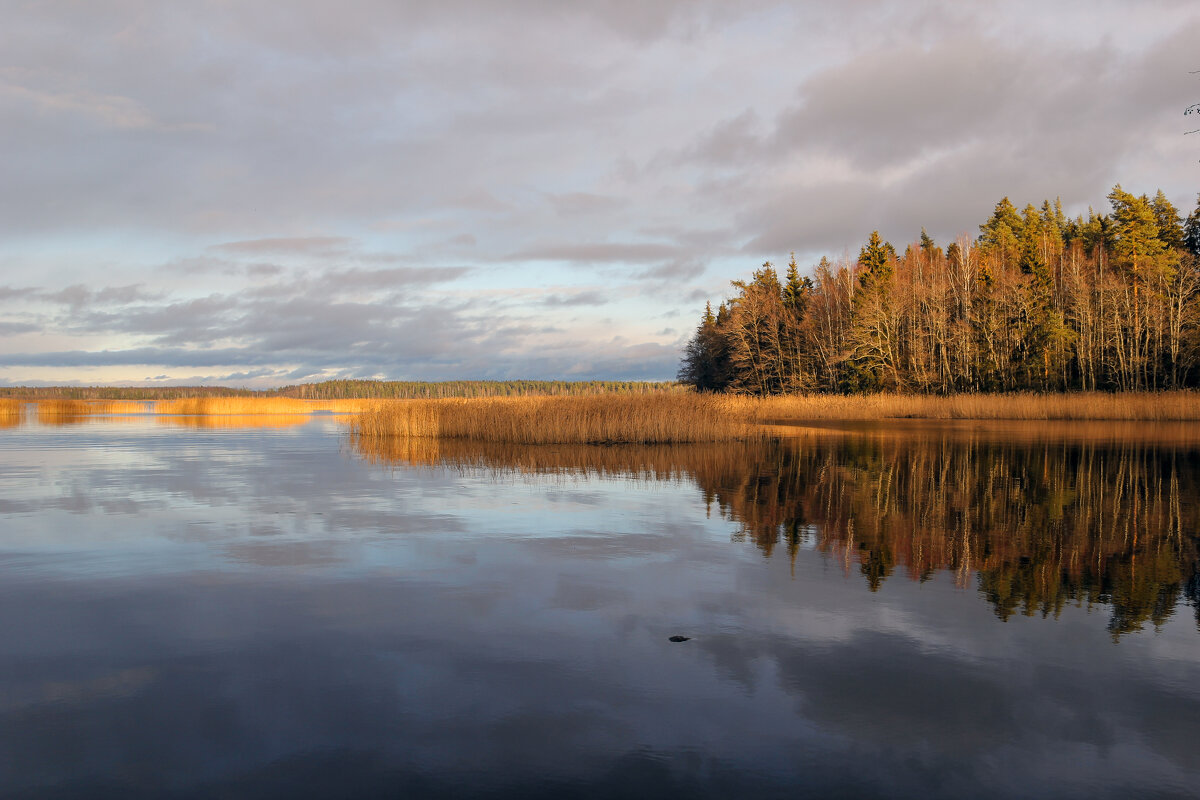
[
  {"left": 223, "top": 540, "right": 343, "bottom": 567},
  {"left": 1, "top": 419, "right": 1200, "bottom": 795}
]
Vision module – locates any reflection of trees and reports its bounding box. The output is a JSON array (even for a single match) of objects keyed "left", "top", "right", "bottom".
[
  {"left": 698, "top": 428, "right": 1200, "bottom": 638},
  {"left": 352, "top": 425, "right": 1200, "bottom": 637}
]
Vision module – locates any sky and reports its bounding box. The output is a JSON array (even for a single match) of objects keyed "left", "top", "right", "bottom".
[{"left": 2, "top": 0, "right": 1198, "bottom": 387}]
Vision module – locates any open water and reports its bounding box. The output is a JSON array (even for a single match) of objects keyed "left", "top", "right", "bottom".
[{"left": 1, "top": 413, "right": 1198, "bottom": 798}]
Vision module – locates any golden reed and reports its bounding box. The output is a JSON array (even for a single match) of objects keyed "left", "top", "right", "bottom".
[
  {"left": 727, "top": 391, "right": 1200, "bottom": 422},
  {"left": 0, "top": 398, "right": 22, "bottom": 428},
  {"left": 33, "top": 399, "right": 149, "bottom": 424},
  {"left": 351, "top": 394, "right": 757, "bottom": 445}
]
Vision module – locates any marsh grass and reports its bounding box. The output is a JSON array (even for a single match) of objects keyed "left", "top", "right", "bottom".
[
  {"left": 33, "top": 399, "right": 149, "bottom": 424},
  {"left": 730, "top": 391, "right": 1200, "bottom": 422},
  {"left": 351, "top": 394, "right": 756, "bottom": 444},
  {"left": 0, "top": 399, "right": 22, "bottom": 428}
]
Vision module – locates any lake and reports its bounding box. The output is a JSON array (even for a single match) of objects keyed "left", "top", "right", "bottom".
[{"left": 2, "top": 413, "right": 1198, "bottom": 798}]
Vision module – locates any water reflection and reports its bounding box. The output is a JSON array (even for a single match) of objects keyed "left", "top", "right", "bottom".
[
  {"left": 354, "top": 424, "right": 1200, "bottom": 638},
  {"left": 2, "top": 416, "right": 1199, "bottom": 797},
  {"left": 155, "top": 413, "right": 313, "bottom": 430}
]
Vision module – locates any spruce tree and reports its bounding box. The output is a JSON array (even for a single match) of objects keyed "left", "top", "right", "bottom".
[
  {"left": 1182, "top": 194, "right": 1200, "bottom": 258},
  {"left": 678, "top": 302, "right": 731, "bottom": 391},
  {"left": 857, "top": 231, "right": 894, "bottom": 284},
  {"left": 1151, "top": 189, "right": 1184, "bottom": 251}
]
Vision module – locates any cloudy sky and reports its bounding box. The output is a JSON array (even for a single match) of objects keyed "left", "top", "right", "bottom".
[{"left": 2, "top": 1, "right": 1198, "bottom": 387}]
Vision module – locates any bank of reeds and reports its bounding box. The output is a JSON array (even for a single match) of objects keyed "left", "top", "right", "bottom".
[
  {"left": 351, "top": 394, "right": 756, "bottom": 444},
  {"left": 0, "top": 398, "right": 22, "bottom": 428},
  {"left": 731, "top": 391, "right": 1200, "bottom": 422},
  {"left": 34, "top": 399, "right": 149, "bottom": 424}
]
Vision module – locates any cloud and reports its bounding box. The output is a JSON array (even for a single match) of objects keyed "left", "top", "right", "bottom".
[
  {"left": 506, "top": 243, "right": 682, "bottom": 264},
  {"left": 0, "top": 322, "right": 37, "bottom": 335},
  {"left": 1, "top": 1, "right": 1196, "bottom": 383},
  {"left": 540, "top": 290, "right": 610, "bottom": 307},
  {"left": 208, "top": 237, "right": 354, "bottom": 256}
]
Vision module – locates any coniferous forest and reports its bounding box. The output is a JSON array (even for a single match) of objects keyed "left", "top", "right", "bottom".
[{"left": 680, "top": 187, "right": 1200, "bottom": 394}]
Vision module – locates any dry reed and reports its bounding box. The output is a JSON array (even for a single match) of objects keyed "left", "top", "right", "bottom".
[
  {"left": 727, "top": 391, "right": 1200, "bottom": 422},
  {"left": 351, "top": 394, "right": 756, "bottom": 444},
  {"left": 0, "top": 398, "right": 22, "bottom": 428}
]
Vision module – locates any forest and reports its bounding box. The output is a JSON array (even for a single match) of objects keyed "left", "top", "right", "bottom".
[{"left": 680, "top": 187, "right": 1200, "bottom": 394}]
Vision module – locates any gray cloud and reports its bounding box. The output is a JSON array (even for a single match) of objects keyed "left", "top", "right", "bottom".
[
  {"left": 1, "top": 1, "right": 1196, "bottom": 384},
  {"left": 541, "top": 291, "right": 610, "bottom": 308},
  {"left": 507, "top": 243, "right": 682, "bottom": 264},
  {"left": 208, "top": 237, "right": 354, "bottom": 256}
]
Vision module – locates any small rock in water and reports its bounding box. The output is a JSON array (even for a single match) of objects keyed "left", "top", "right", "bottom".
[{"left": 668, "top": 635, "right": 691, "bottom": 642}]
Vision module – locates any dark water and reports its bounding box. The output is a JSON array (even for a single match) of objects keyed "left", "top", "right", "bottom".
[{"left": 1, "top": 415, "right": 1199, "bottom": 798}]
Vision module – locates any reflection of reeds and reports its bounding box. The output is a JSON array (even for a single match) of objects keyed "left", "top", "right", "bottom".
[
  {"left": 728, "top": 391, "right": 1200, "bottom": 421},
  {"left": 155, "top": 414, "right": 313, "bottom": 430},
  {"left": 352, "top": 434, "right": 764, "bottom": 479},
  {"left": 36, "top": 399, "right": 93, "bottom": 425},
  {"left": 154, "top": 397, "right": 385, "bottom": 415},
  {"left": 763, "top": 419, "right": 1200, "bottom": 447},
  {"left": 351, "top": 394, "right": 756, "bottom": 444},
  {"left": 35, "top": 399, "right": 150, "bottom": 425},
  {"left": 156, "top": 397, "right": 311, "bottom": 415}
]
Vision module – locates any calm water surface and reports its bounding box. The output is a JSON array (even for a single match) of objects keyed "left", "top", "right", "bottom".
[{"left": 1, "top": 414, "right": 1198, "bottom": 798}]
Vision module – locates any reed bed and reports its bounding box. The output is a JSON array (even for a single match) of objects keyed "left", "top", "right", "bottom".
[
  {"left": 351, "top": 394, "right": 757, "bottom": 444},
  {"left": 34, "top": 399, "right": 148, "bottom": 415},
  {"left": 729, "top": 391, "right": 1200, "bottom": 422},
  {"left": 0, "top": 398, "right": 22, "bottom": 428}
]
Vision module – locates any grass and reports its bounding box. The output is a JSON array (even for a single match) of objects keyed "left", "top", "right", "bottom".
[
  {"left": 0, "top": 399, "right": 21, "bottom": 428},
  {"left": 350, "top": 394, "right": 757, "bottom": 445},
  {"left": 351, "top": 391, "right": 1200, "bottom": 447},
  {"left": 729, "top": 391, "right": 1200, "bottom": 422},
  {"left": 33, "top": 399, "right": 149, "bottom": 423}
]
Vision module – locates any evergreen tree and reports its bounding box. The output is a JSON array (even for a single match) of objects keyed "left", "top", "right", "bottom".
[
  {"left": 1109, "top": 185, "right": 1169, "bottom": 271},
  {"left": 677, "top": 302, "right": 731, "bottom": 391},
  {"left": 919, "top": 228, "right": 936, "bottom": 255},
  {"left": 1151, "top": 189, "right": 1184, "bottom": 251},
  {"left": 857, "top": 231, "right": 894, "bottom": 284},
  {"left": 783, "top": 252, "right": 811, "bottom": 314},
  {"left": 1183, "top": 194, "right": 1200, "bottom": 258},
  {"left": 979, "top": 197, "right": 1024, "bottom": 265}
]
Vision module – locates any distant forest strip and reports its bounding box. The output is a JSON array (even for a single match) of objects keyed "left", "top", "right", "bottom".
[
  {"left": 0, "top": 380, "right": 680, "bottom": 401},
  {"left": 680, "top": 186, "right": 1200, "bottom": 394}
]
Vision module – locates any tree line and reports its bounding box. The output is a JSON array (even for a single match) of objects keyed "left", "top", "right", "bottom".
[
  {"left": 680, "top": 187, "right": 1200, "bottom": 394},
  {"left": 0, "top": 380, "right": 681, "bottom": 401}
]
